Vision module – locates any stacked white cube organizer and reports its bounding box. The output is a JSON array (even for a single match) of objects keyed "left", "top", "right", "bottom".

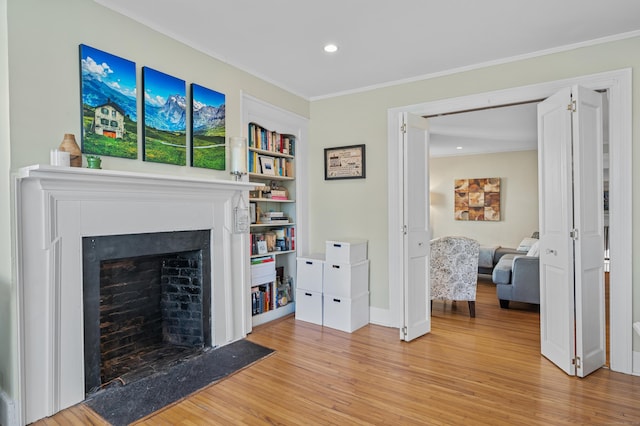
[
  {"left": 296, "top": 239, "right": 369, "bottom": 333},
  {"left": 295, "top": 253, "right": 325, "bottom": 325}
]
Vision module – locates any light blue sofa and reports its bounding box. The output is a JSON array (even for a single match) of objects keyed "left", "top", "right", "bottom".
[{"left": 491, "top": 253, "right": 540, "bottom": 308}]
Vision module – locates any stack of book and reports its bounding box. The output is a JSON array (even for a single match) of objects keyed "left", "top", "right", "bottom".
[
  {"left": 259, "top": 211, "right": 289, "bottom": 224},
  {"left": 270, "top": 188, "right": 288, "bottom": 200}
]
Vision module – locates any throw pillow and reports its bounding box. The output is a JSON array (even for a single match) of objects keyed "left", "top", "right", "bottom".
[
  {"left": 527, "top": 241, "right": 540, "bottom": 257},
  {"left": 517, "top": 237, "right": 538, "bottom": 252}
]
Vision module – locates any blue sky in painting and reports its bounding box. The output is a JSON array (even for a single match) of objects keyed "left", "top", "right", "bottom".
[
  {"left": 143, "top": 67, "right": 186, "bottom": 107},
  {"left": 192, "top": 83, "right": 225, "bottom": 107},
  {"left": 80, "top": 45, "right": 136, "bottom": 99}
]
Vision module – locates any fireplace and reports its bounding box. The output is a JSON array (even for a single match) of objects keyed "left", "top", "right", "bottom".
[
  {"left": 15, "top": 165, "right": 255, "bottom": 424},
  {"left": 82, "top": 230, "right": 211, "bottom": 393}
]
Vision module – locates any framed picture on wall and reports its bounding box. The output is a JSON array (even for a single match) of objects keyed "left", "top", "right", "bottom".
[
  {"left": 191, "top": 83, "right": 226, "bottom": 170},
  {"left": 142, "top": 66, "right": 187, "bottom": 166},
  {"left": 79, "top": 44, "right": 138, "bottom": 159},
  {"left": 324, "top": 144, "right": 366, "bottom": 180}
]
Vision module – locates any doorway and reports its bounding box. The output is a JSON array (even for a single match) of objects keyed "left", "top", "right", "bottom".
[{"left": 387, "top": 69, "right": 632, "bottom": 374}]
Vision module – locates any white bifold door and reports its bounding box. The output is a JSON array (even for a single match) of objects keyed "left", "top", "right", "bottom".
[
  {"left": 400, "top": 112, "right": 431, "bottom": 342},
  {"left": 538, "top": 85, "right": 606, "bottom": 377}
]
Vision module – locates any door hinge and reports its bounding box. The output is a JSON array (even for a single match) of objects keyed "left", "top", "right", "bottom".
[
  {"left": 570, "top": 229, "right": 579, "bottom": 240},
  {"left": 573, "top": 356, "right": 582, "bottom": 368},
  {"left": 401, "top": 123, "right": 407, "bottom": 133},
  {"left": 402, "top": 326, "right": 408, "bottom": 337},
  {"left": 567, "top": 100, "right": 576, "bottom": 112},
  {"left": 402, "top": 225, "right": 408, "bottom": 235}
]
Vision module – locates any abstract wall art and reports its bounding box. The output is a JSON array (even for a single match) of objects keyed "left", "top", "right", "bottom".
[{"left": 454, "top": 177, "right": 501, "bottom": 221}]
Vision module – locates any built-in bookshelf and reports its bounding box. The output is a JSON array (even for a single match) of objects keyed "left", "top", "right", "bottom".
[{"left": 247, "top": 121, "right": 297, "bottom": 326}]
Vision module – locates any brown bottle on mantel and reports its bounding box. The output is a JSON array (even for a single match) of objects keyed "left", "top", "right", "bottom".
[{"left": 58, "top": 133, "right": 82, "bottom": 167}]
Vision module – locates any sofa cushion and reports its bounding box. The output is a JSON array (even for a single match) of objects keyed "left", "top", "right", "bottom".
[{"left": 492, "top": 254, "right": 516, "bottom": 285}]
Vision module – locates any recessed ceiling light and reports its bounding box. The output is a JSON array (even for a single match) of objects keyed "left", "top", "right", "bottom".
[
  {"left": 324, "top": 44, "right": 338, "bottom": 53},
  {"left": 456, "top": 146, "right": 463, "bottom": 150}
]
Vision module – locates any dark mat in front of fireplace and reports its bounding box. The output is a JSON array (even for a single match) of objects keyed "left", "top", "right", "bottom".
[{"left": 84, "top": 339, "right": 274, "bottom": 426}]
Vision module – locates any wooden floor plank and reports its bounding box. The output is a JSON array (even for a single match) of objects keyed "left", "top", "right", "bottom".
[{"left": 34, "top": 278, "right": 640, "bottom": 425}]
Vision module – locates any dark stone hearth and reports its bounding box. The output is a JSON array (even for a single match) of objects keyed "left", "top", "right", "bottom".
[
  {"left": 83, "top": 230, "right": 211, "bottom": 395},
  {"left": 85, "top": 340, "right": 274, "bottom": 426}
]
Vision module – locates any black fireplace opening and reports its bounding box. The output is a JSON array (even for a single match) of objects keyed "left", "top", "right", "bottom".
[{"left": 83, "top": 230, "right": 211, "bottom": 394}]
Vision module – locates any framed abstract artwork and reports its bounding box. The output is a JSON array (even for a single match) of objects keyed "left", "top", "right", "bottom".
[
  {"left": 454, "top": 177, "right": 501, "bottom": 221},
  {"left": 142, "top": 67, "right": 187, "bottom": 166},
  {"left": 79, "top": 44, "right": 137, "bottom": 159},
  {"left": 191, "top": 84, "right": 226, "bottom": 170}
]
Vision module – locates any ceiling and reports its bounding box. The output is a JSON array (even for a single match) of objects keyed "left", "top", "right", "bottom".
[
  {"left": 95, "top": 0, "right": 640, "bottom": 100},
  {"left": 95, "top": 0, "right": 632, "bottom": 157},
  {"left": 428, "top": 102, "right": 539, "bottom": 157}
]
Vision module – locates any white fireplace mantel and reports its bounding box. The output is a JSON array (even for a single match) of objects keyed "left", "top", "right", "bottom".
[{"left": 15, "top": 165, "right": 256, "bottom": 424}]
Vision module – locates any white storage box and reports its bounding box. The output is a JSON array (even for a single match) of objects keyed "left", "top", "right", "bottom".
[
  {"left": 295, "top": 289, "right": 323, "bottom": 325},
  {"left": 296, "top": 254, "right": 325, "bottom": 293},
  {"left": 325, "top": 239, "right": 368, "bottom": 264},
  {"left": 323, "top": 259, "right": 369, "bottom": 298},
  {"left": 323, "top": 292, "right": 369, "bottom": 333},
  {"left": 251, "top": 259, "right": 276, "bottom": 286}
]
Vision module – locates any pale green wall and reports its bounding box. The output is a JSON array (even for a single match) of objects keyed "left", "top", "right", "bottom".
[
  {"left": 2, "top": 0, "right": 309, "bottom": 401},
  {"left": 309, "top": 36, "right": 640, "bottom": 312},
  {"left": 0, "top": 0, "right": 13, "bottom": 399},
  {"left": 430, "top": 151, "right": 539, "bottom": 248}
]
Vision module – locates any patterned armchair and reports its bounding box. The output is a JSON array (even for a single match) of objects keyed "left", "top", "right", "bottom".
[{"left": 430, "top": 236, "right": 480, "bottom": 317}]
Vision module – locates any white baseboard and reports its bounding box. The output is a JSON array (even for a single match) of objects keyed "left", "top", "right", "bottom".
[
  {"left": 369, "top": 306, "right": 398, "bottom": 328},
  {"left": 633, "top": 350, "right": 640, "bottom": 376},
  {"left": 0, "top": 390, "right": 17, "bottom": 426}
]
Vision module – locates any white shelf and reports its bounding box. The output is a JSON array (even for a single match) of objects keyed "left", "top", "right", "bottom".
[
  {"left": 251, "top": 250, "right": 295, "bottom": 259},
  {"left": 251, "top": 222, "right": 296, "bottom": 228},
  {"left": 252, "top": 302, "right": 296, "bottom": 327},
  {"left": 249, "top": 197, "right": 295, "bottom": 203},
  {"left": 249, "top": 172, "right": 294, "bottom": 181},
  {"left": 246, "top": 109, "right": 302, "bottom": 330},
  {"left": 249, "top": 147, "right": 294, "bottom": 159}
]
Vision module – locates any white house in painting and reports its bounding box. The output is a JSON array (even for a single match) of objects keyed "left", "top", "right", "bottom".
[{"left": 92, "top": 101, "right": 126, "bottom": 139}]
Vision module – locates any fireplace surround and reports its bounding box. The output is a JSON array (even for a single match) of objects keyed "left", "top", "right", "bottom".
[{"left": 15, "top": 165, "right": 255, "bottom": 424}]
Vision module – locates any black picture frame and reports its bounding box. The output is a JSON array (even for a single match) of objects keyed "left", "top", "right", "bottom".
[{"left": 324, "top": 144, "right": 366, "bottom": 180}]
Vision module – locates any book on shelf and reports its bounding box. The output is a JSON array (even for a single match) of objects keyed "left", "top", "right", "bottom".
[
  {"left": 248, "top": 151, "right": 293, "bottom": 177},
  {"left": 251, "top": 282, "right": 274, "bottom": 315},
  {"left": 248, "top": 122, "right": 296, "bottom": 155}
]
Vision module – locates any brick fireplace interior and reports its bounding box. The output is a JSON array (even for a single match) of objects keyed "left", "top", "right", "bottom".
[{"left": 82, "top": 230, "right": 211, "bottom": 394}]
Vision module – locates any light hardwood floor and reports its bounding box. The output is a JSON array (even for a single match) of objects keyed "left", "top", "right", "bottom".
[{"left": 37, "top": 278, "right": 639, "bottom": 425}]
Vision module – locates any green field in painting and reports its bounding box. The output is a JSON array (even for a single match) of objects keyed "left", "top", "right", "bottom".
[
  {"left": 82, "top": 105, "right": 137, "bottom": 159},
  {"left": 144, "top": 126, "right": 187, "bottom": 165},
  {"left": 192, "top": 130, "right": 225, "bottom": 170}
]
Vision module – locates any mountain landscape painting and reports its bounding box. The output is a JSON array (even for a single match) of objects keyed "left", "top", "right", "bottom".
[
  {"left": 191, "top": 84, "right": 226, "bottom": 170},
  {"left": 142, "top": 67, "right": 187, "bottom": 166},
  {"left": 79, "top": 44, "right": 137, "bottom": 159}
]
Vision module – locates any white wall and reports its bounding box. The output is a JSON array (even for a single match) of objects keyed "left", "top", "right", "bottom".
[
  {"left": 2, "top": 0, "right": 309, "bottom": 407},
  {"left": 430, "top": 150, "right": 538, "bottom": 248}
]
